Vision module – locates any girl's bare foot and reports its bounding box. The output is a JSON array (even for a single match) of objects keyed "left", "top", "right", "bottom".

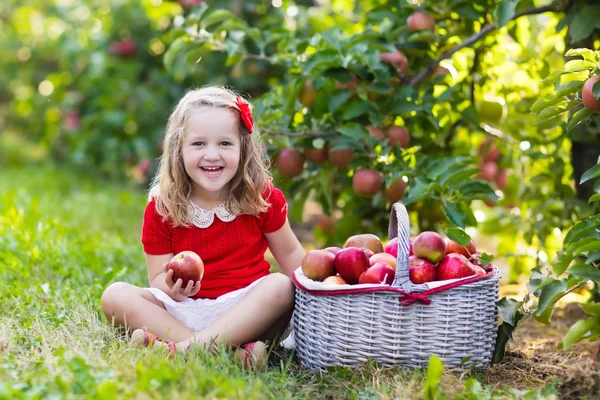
[
  {"left": 130, "top": 329, "right": 177, "bottom": 354},
  {"left": 234, "top": 341, "right": 268, "bottom": 370}
]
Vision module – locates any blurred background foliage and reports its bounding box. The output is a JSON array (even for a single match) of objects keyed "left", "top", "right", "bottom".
[{"left": 1, "top": 0, "right": 600, "bottom": 350}]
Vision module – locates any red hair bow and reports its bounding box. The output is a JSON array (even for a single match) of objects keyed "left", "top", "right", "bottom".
[{"left": 236, "top": 97, "right": 253, "bottom": 133}]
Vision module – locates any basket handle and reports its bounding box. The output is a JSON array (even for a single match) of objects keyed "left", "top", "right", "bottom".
[{"left": 388, "top": 202, "right": 413, "bottom": 291}]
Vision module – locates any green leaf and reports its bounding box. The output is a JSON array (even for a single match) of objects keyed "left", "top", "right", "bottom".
[
  {"left": 565, "top": 219, "right": 598, "bottom": 245},
  {"left": 337, "top": 123, "right": 368, "bottom": 140},
  {"left": 580, "top": 303, "right": 600, "bottom": 317},
  {"left": 304, "top": 50, "right": 339, "bottom": 75},
  {"left": 552, "top": 251, "right": 573, "bottom": 275},
  {"left": 563, "top": 318, "right": 596, "bottom": 349},
  {"left": 535, "top": 279, "right": 568, "bottom": 324},
  {"left": 493, "top": 0, "right": 520, "bottom": 28},
  {"left": 527, "top": 267, "right": 549, "bottom": 293},
  {"left": 445, "top": 227, "right": 472, "bottom": 246},
  {"left": 201, "top": 9, "right": 236, "bottom": 28},
  {"left": 534, "top": 104, "right": 567, "bottom": 126},
  {"left": 565, "top": 48, "right": 598, "bottom": 63},
  {"left": 403, "top": 177, "right": 431, "bottom": 205},
  {"left": 580, "top": 162, "right": 600, "bottom": 184},
  {"left": 328, "top": 91, "right": 353, "bottom": 113},
  {"left": 594, "top": 81, "right": 600, "bottom": 99},
  {"left": 563, "top": 59, "right": 597, "bottom": 72},
  {"left": 479, "top": 253, "right": 494, "bottom": 267},
  {"left": 568, "top": 263, "right": 600, "bottom": 282},
  {"left": 589, "top": 194, "right": 600, "bottom": 203},
  {"left": 424, "top": 355, "right": 443, "bottom": 398},
  {"left": 341, "top": 100, "right": 371, "bottom": 120},
  {"left": 497, "top": 298, "right": 524, "bottom": 326},
  {"left": 570, "top": 6, "right": 600, "bottom": 42},
  {"left": 567, "top": 107, "right": 592, "bottom": 132},
  {"left": 442, "top": 203, "right": 467, "bottom": 228},
  {"left": 289, "top": 186, "right": 311, "bottom": 223}
]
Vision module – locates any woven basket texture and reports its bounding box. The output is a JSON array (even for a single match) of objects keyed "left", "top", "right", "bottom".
[{"left": 293, "top": 203, "right": 501, "bottom": 370}]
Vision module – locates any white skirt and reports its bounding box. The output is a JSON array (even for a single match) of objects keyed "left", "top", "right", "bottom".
[{"left": 147, "top": 276, "right": 267, "bottom": 332}]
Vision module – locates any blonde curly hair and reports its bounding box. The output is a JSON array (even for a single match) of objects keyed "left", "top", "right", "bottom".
[{"left": 149, "top": 86, "right": 272, "bottom": 227}]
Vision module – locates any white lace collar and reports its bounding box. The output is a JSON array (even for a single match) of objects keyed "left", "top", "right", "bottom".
[{"left": 189, "top": 202, "right": 236, "bottom": 228}]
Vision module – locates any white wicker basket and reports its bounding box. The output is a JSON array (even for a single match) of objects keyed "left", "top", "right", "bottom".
[{"left": 292, "top": 202, "right": 501, "bottom": 370}]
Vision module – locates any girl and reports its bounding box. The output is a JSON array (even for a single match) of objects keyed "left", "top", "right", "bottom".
[{"left": 101, "top": 86, "right": 306, "bottom": 365}]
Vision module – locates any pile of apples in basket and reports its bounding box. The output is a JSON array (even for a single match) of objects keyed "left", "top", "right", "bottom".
[{"left": 301, "top": 231, "right": 490, "bottom": 285}]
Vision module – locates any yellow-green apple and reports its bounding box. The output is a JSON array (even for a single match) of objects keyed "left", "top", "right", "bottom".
[
  {"left": 382, "top": 178, "right": 407, "bottom": 203},
  {"left": 408, "top": 256, "right": 436, "bottom": 284},
  {"left": 379, "top": 50, "right": 408, "bottom": 72},
  {"left": 299, "top": 80, "right": 318, "bottom": 107},
  {"left": 582, "top": 77, "right": 600, "bottom": 112},
  {"left": 369, "top": 252, "right": 396, "bottom": 269},
  {"left": 323, "top": 246, "right": 342, "bottom": 256},
  {"left": 328, "top": 148, "right": 353, "bottom": 169},
  {"left": 301, "top": 249, "right": 336, "bottom": 281},
  {"left": 323, "top": 275, "right": 348, "bottom": 285},
  {"left": 344, "top": 233, "right": 384, "bottom": 254},
  {"left": 445, "top": 239, "right": 476, "bottom": 258},
  {"left": 276, "top": 149, "right": 305, "bottom": 178},
  {"left": 384, "top": 237, "right": 399, "bottom": 258},
  {"left": 334, "top": 247, "right": 370, "bottom": 284},
  {"left": 437, "top": 253, "right": 477, "bottom": 280},
  {"left": 407, "top": 11, "right": 435, "bottom": 32},
  {"left": 358, "top": 262, "right": 395, "bottom": 284},
  {"left": 413, "top": 231, "right": 445, "bottom": 263},
  {"left": 167, "top": 251, "right": 204, "bottom": 285},
  {"left": 387, "top": 127, "right": 410, "bottom": 148}
]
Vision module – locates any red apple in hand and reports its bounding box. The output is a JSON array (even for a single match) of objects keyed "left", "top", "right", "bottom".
[
  {"left": 359, "top": 262, "right": 395, "bottom": 284},
  {"left": 413, "top": 231, "right": 446, "bottom": 263},
  {"left": 301, "top": 250, "right": 336, "bottom": 281},
  {"left": 334, "top": 247, "right": 370, "bottom": 284},
  {"left": 445, "top": 239, "right": 476, "bottom": 258},
  {"left": 408, "top": 256, "right": 436, "bottom": 284},
  {"left": 437, "top": 253, "right": 477, "bottom": 280},
  {"left": 167, "top": 251, "right": 204, "bottom": 285}
]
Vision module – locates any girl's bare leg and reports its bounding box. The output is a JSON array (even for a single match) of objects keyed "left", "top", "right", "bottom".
[
  {"left": 101, "top": 282, "right": 195, "bottom": 342},
  {"left": 176, "top": 273, "right": 295, "bottom": 351}
]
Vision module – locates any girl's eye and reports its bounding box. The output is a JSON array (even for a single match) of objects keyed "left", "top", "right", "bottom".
[
  {"left": 192, "top": 142, "right": 204, "bottom": 146},
  {"left": 220, "top": 142, "right": 232, "bottom": 146}
]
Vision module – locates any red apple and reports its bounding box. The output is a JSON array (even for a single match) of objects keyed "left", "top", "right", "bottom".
[
  {"left": 359, "top": 262, "right": 395, "bottom": 284},
  {"left": 301, "top": 250, "right": 336, "bottom": 281},
  {"left": 344, "top": 233, "right": 384, "bottom": 254},
  {"left": 445, "top": 239, "right": 476, "bottom": 258},
  {"left": 334, "top": 247, "right": 370, "bottom": 284},
  {"left": 437, "top": 253, "right": 477, "bottom": 280},
  {"left": 479, "top": 140, "right": 500, "bottom": 162},
  {"left": 369, "top": 252, "right": 397, "bottom": 269},
  {"left": 316, "top": 213, "right": 335, "bottom": 233},
  {"left": 166, "top": 251, "right": 204, "bottom": 285},
  {"left": 379, "top": 50, "right": 408, "bottom": 72},
  {"left": 299, "top": 80, "right": 318, "bottom": 107},
  {"left": 323, "top": 246, "right": 342, "bottom": 256},
  {"left": 496, "top": 169, "right": 508, "bottom": 190},
  {"left": 474, "top": 265, "right": 487, "bottom": 276},
  {"left": 304, "top": 146, "right": 328, "bottom": 164},
  {"left": 477, "top": 161, "right": 498, "bottom": 181},
  {"left": 328, "top": 148, "right": 353, "bottom": 169},
  {"left": 408, "top": 256, "right": 436, "bottom": 284},
  {"left": 413, "top": 231, "right": 446, "bottom": 264},
  {"left": 323, "top": 275, "right": 348, "bottom": 285},
  {"left": 387, "top": 127, "right": 410, "bottom": 148},
  {"left": 384, "top": 237, "right": 399, "bottom": 258},
  {"left": 367, "top": 125, "right": 386, "bottom": 140},
  {"left": 276, "top": 149, "right": 305, "bottom": 178},
  {"left": 353, "top": 169, "right": 383, "bottom": 197},
  {"left": 64, "top": 111, "right": 80, "bottom": 131},
  {"left": 382, "top": 178, "right": 407, "bottom": 203},
  {"left": 362, "top": 248, "right": 375, "bottom": 258},
  {"left": 582, "top": 76, "right": 600, "bottom": 112},
  {"left": 407, "top": 11, "right": 435, "bottom": 33},
  {"left": 109, "top": 39, "right": 136, "bottom": 57}
]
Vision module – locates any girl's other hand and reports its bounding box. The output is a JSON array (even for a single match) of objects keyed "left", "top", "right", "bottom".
[{"left": 164, "top": 263, "right": 201, "bottom": 301}]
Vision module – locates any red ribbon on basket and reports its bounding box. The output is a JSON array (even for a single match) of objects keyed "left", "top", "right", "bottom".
[{"left": 397, "top": 291, "right": 431, "bottom": 306}]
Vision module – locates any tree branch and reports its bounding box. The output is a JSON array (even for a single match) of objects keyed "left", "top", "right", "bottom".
[
  {"left": 408, "top": 2, "right": 560, "bottom": 87},
  {"left": 259, "top": 127, "right": 336, "bottom": 137}
]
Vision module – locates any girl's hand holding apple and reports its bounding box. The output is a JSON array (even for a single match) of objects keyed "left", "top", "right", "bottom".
[{"left": 163, "top": 263, "right": 201, "bottom": 301}]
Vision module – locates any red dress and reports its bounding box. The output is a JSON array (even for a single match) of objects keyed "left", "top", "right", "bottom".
[{"left": 141, "top": 187, "right": 288, "bottom": 299}]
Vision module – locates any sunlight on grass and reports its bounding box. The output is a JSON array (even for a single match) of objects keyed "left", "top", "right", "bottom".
[{"left": 0, "top": 165, "right": 558, "bottom": 399}]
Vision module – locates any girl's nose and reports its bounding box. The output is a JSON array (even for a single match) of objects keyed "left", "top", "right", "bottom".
[{"left": 203, "top": 145, "right": 220, "bottom": 160}]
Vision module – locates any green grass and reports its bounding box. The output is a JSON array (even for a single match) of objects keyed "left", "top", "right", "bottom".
[{"left": 0, "top": 165, "right": 558, "bottom": 399}]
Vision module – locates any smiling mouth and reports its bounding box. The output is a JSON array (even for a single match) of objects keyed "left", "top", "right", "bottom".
[{"left": 201, "top": 166, "right": 224, "bottom": 176}]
